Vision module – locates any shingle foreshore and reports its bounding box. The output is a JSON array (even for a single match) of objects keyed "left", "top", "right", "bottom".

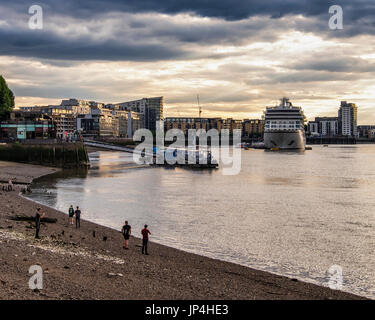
[{"left": 0, "top": 161, "right": 364, "bottom": 300}]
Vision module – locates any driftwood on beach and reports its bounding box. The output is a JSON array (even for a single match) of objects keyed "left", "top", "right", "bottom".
[
  {"left": 0, "top": 180, "right": 30, "bottom": 185},
  {"left": 10, "top": 215, "right": 57, "bottom": 223}
]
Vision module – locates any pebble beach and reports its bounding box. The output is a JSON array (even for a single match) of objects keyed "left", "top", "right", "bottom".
[{"left": 0, "top": 160, "right": 364, "bottom": 300}]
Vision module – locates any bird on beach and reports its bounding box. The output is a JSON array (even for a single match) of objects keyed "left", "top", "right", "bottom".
[{"left": 103, "top": 236, "right": 107, "bottom": 241}]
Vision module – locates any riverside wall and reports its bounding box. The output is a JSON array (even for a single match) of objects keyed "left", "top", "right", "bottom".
[{"left": 0, "top": 141, "right": 90, "bottom": 168}]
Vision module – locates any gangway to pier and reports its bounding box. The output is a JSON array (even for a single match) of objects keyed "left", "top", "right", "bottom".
[{"left": 84, "top": 140, "right": 154, "bottom": 157}]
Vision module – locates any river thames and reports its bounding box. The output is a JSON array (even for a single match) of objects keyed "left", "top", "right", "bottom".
[{"left": 27, "top": 145, "right": 375, "bottom": 298}]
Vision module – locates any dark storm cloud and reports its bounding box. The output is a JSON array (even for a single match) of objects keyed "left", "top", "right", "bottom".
[
  {"left": 129, "top": 17, "right": 284, "bottom": 47},
  {"left": 0, "top": 27, "right": 190, "bottom": 61},
  {"left": 0, "top": 0, "right": 374, "bottom": 62},
  {"left": 4, "top": 0, "right": 373, "bottom": 21},
  {"left": 0, "top": 6, "right": 283, "bottom": 62}
]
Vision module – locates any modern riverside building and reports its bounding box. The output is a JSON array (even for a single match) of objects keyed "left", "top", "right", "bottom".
[
  {"left": 61, "top": 98, "right": 90, "bottom": 107},
  {"left": 307, "top": 102, "right": 358, "bottom": 139},
  {"left": 97, "top": 107, "right": 114, "bottom": 137},
  {"left": 17, "top": 106, "right": 43, "bottom": 112},
  {"left": 127, "top": 111, "right": 143, "bottom": 137},
  {"left": 38, "top": 106, "right": 78, "bottom": 139},
  {"left": 15, "top": 105, "right": 76, "bottom": 139},
  {"left": 307, "top": 117, "right": 338, "bottom": 137},
  {"left": 76, "top": 106, "right": 112, "bottom": 137},
  {"left": 112, "top": 110, "right": 143, "bottom": 138},
  {"left": 117, "top": 97, "right": 164, "bottom": 131},
  {"left": 220, "top": 118, "right": 243, "bottom": 132},
  {"left": 61, "top": 98, "right": 93, "bottom": 114},
  {"left": 76, "top": 113, "right": 100, "bottom": 137},
  {"left": 77, "top": 107, "right": 143, "bottom": 138},
  {"left": 357, "top": 125, "right": 375, "bottom": 139},
  {"left": 307, "top": 121, "right": 318, "bottom": 135},
  {"left": 0, "top": 111, "right": 55, "bottom": 140},
  {"left": 165, "top": 117, "right": 255, "bottom": 136},
  {"left": 242, "top": 119, "right": 265, "bottom": 137},
  {"left": 17, "top": 103, "right": 93, "bottom": 139},
  {"left": 16, "top": 98, "right": 145, "bottom": 139},
  {"left": 338, "top": 101, "right": 358, "bottom": 137},
  {"left": 164, "top": 117, "right": 222, "bottom": 134}
]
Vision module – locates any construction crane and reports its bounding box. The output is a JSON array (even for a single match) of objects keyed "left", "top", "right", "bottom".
[{"left": 197, "top": 94, "right": 202, "bottom": 119}]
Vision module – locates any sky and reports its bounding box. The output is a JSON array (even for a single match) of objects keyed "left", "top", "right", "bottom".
[{"left": 0, "top": 1, "right": 374, "bottom": 123}]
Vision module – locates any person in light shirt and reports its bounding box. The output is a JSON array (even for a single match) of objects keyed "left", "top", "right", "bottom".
[{"left": 7, "top": 179, "right": 13, "bottom": 191}]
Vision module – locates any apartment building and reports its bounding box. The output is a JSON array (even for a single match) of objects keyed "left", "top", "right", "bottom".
[
  {"left": 338, "top": 101, "right": 358, "bottom": 137},
  {"left": 242, "top": 119, "right": 265, "bottom": 137},
  {"left": 0, "top": 111, "right": 55, "bottom": 140},
  {"left": 118, "top": 97, "right": 164, "bottom": 131},
  {"left": 77, "top": 106, "right": 143, "bottom": 138},
  {"left": 112, "top": 110, "right": 143, "bottom": 138},
  {"left": 165, "top": 117, "right": 249, "bottom": 136},
  {"left": 308, "top": 117, "right": 338, "bottom": 136},
  {"left": 164, "top": 117, "right": 222, "bottom": 134},
  {"left": 357, "top": 125, "right": 375, "bottom": 138}
]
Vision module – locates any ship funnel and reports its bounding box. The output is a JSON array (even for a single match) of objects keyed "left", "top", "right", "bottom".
[{"left": 280, "top": 97, "right": 292, "bottom": 107}]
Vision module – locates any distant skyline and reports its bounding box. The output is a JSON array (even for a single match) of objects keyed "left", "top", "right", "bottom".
[{"left": 1, "top": 1, "right": 375, "bottom": 123}]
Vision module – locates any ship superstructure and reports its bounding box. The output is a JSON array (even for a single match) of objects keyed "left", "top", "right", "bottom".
[{"left": 263, "top": 98, "right": 306, "bottom": 150}]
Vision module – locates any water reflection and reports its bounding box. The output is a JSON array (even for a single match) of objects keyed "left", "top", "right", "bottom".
[{"left": 27, "top": 145, "right": 375, "bottom": 299}]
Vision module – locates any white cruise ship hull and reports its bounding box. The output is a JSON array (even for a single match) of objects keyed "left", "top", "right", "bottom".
[{"left": 264, "top": 130, "right": 306, "bottom": 150}]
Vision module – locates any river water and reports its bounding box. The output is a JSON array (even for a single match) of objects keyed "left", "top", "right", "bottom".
[{"left": 26, "top": 145, "right": 375, "bottom": 298}]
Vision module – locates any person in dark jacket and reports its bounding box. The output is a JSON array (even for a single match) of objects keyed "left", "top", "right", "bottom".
[
  {"left": 121, "top": 221, "right": 131, "bottom": 249},
  {"left": 141, "top": 225, "right": 151, "bottom": 255},
  {"left": 75, "top": 206, "right": 81, "bottom": 229},
  {"left": 35, "top": 208, "right": 45, "bottom": 239},
  {"left": 68, "top": 205, "right": 74, "bottom": 225}
]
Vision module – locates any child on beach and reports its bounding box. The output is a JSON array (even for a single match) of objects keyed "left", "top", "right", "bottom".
[
  {"left": 121, "top": 221, "right": 131, "bottom": 249},
  {"left": 68, "top": 205, "right": 74, "bottom": 225},
  {"left": 35, "top": 208, "right": 45, "bottom": 239},
  {"left": 141, "top": 225, "right": 151, "bottom": 255}
]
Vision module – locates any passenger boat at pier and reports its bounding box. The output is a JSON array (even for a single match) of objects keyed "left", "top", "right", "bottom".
[{"left": 153, "top": 147, "right": 218, "bottom": 168}]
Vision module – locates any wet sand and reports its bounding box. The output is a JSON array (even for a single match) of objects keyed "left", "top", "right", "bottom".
[{"left": 0, "top": 161, "right": 364, "bottom": 300}]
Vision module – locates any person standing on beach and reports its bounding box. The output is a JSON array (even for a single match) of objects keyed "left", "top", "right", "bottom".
[
  {"left": 75, "top": 206, "right": 81, "bottom": 229},
  {"left": 68, "top": 205, "right": 74, "bottom": 225},
  {"left": 7, "top": 179, "right": 13, "bottom": 191},
  {"left": 121, "top": 221, "right": 131, "bottom": 249},
  {"left": 141, "top": 225, "right": 151, "bottom": 255},
  {"left": 35, "top": 208, "right": 45, "bottom": 239}
]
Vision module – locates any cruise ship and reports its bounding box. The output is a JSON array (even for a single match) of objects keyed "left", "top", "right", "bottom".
[{"left": 263, "top": 98, "right": 306, "bottom": 150}]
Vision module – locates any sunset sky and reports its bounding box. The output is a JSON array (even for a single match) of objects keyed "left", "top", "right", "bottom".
[{"left": 0, "top": 1, "right": 374, "bottom": 123}]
